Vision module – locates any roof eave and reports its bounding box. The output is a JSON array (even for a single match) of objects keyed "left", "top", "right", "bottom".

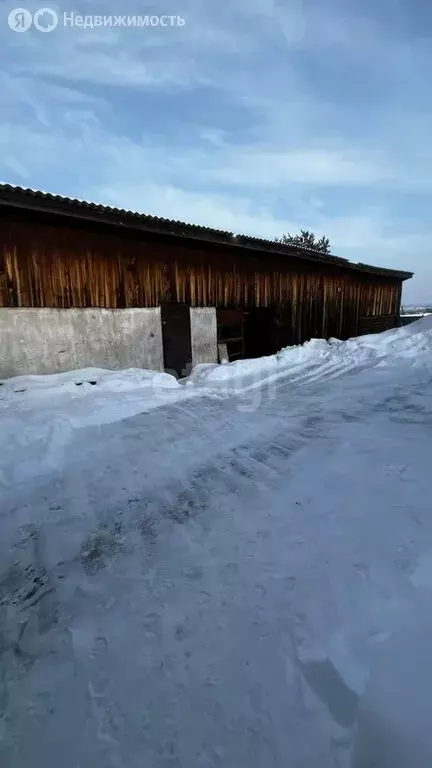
[{"left": 0, "top": 184, "right": 414, "bottom": 281}]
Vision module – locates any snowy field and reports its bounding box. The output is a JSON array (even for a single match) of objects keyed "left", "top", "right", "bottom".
[{"left": 1, "top": 317, "right": 432, "bottom": 767}]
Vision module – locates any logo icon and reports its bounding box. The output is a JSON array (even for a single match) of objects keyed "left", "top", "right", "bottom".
[
  {"left": 8, "top": 7, "right": 32, "bottom": 31},
  {"left": 33, "top": 7, "right": 58, "bottom": 32}
]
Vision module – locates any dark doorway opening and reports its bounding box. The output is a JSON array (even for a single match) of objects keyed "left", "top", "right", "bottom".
[
  {"left": 161, "top": 303, "right": 192, "bottom": 378},
  {"left": 243, "top": 307, "right": 278, "bottom": 359},
  {"left": 216, "top": 308, "right": 245, "bottom": 362}
]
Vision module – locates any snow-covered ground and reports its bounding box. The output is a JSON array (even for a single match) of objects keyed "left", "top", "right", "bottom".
[{"left": 1, "top": 317, "right": 432, "bottom": 766}]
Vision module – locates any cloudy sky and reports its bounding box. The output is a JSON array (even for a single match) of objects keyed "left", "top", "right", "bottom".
[{"left": 1, "top": 0, "right": 431, "bottom": 303}]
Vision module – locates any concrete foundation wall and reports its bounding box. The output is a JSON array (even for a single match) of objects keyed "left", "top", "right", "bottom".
[
  {"left": 190, "top": 307, "right": 218, "bottom": 368},
  {"left": 0, "top": 308, "right": 164, "bottom": 378}
]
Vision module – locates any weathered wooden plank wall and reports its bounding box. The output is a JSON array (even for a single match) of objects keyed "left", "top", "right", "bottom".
[{"left": 0, "top": 218, "right": 401, "bottom": 341}]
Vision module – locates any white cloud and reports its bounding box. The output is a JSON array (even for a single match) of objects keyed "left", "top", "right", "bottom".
[{"left": 208, "top": 147, "right": 392, "bottom": 187}]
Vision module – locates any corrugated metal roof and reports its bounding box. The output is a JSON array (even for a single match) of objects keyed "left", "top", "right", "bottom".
[{"left": 0, "top": 183, "right": 413, "bottom": 280}]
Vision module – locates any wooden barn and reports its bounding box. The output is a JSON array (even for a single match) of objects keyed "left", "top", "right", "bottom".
[{"left": 0, "top": 184, "right": 413, "bottom": 378}]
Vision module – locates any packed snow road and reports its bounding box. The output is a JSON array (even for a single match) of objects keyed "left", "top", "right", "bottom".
[{"left": 1, "top": 319, "right": 432, "bottom": 767}]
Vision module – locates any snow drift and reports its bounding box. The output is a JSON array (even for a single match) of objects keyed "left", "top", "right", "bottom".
[{"left": 1, "top": 316, "right": 432, "bottom": 486}]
